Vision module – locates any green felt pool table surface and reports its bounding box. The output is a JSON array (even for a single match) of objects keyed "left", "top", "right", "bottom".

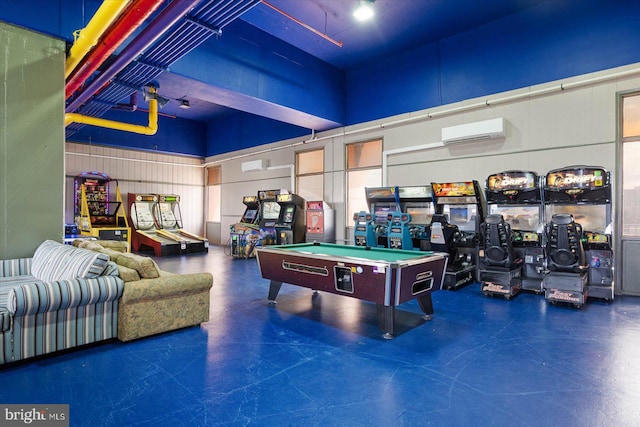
[{"left": 266, "top": 242, "right": 436, "bottom": 263}]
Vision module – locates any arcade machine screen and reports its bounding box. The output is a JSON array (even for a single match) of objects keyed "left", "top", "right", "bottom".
[
  {"left": 405, "top": 204, "right": 433, "bottom": 225},
  {"left": 373, "top": 205, "right": 394, "bottom": 224},
  {"left": 443, "top": 206, "right": 477, "bottom": 232},
  {"left": 489, "top": 205, "right": 541, "bottom": 232},
  {"left": 262, "top": 201, "right": 281, "bottom": 220},
  {"left": 546, "top": 204, "right": 609, "bottom": 234},
  {"left": 283, "top": 205, "right": 295, "bottom": 223},
  {"left": 243, "top": 209, "right": 257, "bottom": 222}
]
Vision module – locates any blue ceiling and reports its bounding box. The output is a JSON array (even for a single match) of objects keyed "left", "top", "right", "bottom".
[{"left": 2, "top": 0, "right": 640, "bottom": 157}]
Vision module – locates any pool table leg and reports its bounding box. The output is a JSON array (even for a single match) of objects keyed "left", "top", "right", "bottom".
[
  {"left": 268, "top": 280, "right": 283, "bottom": 304},
  {"left": 376, "top": 304, "right": 395, "bottom": 339},
  {"left": 417, "top": 293, "right": 434, "bottom": 321}
]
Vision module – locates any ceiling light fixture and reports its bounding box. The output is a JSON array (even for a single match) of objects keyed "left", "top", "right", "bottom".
[
  {"left": 179, "top": 99, "right": 190, "bottom": 109},
  {"left": 353, "top": 0, "right": 375, "bottom": 22}
]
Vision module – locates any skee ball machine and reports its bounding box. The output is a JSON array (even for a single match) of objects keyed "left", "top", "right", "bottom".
[
  {"left": 128, "top": 193, "right": 183, "bottom": 256},
  {"left": 155, "top": 194, "right": 209, "bottom": 254},
  {"left": 77, "top": 173, "right": 130, "bottom": 249},
  {"left": 544, "top": 166, "right": 614, "bottom": 304},
  {"left": 484, "top": 171, "right": 546, "bottom": 294},
  {"left": 430, "top": 181, "right": 485, "bottom": 289}
]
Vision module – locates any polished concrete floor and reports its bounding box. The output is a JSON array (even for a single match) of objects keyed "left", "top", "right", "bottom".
[{"left": 2, "top": 245, "right": 640, "bottom": 426}]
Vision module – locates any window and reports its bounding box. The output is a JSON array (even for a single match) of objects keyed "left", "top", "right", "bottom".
[
  {"left": 346, "top": 139, "right": 382, "bottom": 222},
  {"left": 296, "top": 149, "right": 324, "bottom": 202},
  {"left": 622, "top": 93, "right": 640, "bottom": 236},
  {"left": 206, "top": 165, "right": 221, "bottom": 222}
]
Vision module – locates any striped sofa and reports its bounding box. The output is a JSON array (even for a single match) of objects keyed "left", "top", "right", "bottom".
[{"left": 0, "top": 240, "right": 124, "bottom": 365}]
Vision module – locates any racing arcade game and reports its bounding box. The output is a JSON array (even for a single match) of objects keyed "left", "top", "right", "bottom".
[
  {"left": 364, "top": 187, "right": 400, "bottom": 247},
  {"left": 353, "top": 211, "right": 377, "bottom": 247},
  {"left": 431, "top": 181, "right": 485, "bottom": 289},
  {"left": 275, "top": 193, "right": 306, "bottom": 244},
  {"left": 230, "top": 195, "right": 262, "bottom": 258},
  {"left": 360, "top": 186, "right": 434, "bottom": 250},
  {"left": 543, "top": 166, "right": 614, "bottom": 306},
  {"left": 483, "top": 171, "right": 546, "bottom": 296}
]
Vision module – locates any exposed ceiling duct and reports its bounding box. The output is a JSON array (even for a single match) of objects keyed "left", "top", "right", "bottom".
[{"left": 65, "top": 0, "right": 261, "bottom": 138}]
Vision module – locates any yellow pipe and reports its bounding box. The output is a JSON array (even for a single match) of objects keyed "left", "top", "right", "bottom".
[
  {"left": 65, "top": 98, "right": 158, "bottom": 135},
  {"left": 65, "top": 0, "right": 131, "bottom": 78}
]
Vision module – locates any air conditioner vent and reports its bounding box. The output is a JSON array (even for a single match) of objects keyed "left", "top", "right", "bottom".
[{"left": 442, "top": 118, "right": 506, "bottom": 145}]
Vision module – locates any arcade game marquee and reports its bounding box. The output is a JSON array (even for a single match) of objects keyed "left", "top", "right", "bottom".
[{"left": 543, "top": 166, "right": 614, "bottom": 306}]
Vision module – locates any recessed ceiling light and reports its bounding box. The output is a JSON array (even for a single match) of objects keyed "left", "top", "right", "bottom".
[{"left": 353, "top": 0, "right": 375, "bottom": 22}]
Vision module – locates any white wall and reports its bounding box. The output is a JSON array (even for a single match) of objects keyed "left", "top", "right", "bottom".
[
  {"left": 65, "top": 143, "right": 206, "bottom": 236},
  {"left": 207, "top": 63, "right": 640, "bottom": 244}
]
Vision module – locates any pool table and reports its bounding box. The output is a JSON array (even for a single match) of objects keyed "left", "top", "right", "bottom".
[{"left": 256, "top": 242, "right": 448, "bottom": 338}]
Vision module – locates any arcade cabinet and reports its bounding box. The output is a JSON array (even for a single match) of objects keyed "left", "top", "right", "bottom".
[
  {"left": 76, "top": 172, "right": 130, "bottom": 250},
  {"left": 430, "top": 181, "right": 485, "bottom": 289},
  {"left": 364, "top": 186, "right": 434, "bottom": 249},
  {"left": 257, "top": 189, "right": 282, "bottom": 246},
  {"left": 154, "top": 194, "right": 209, "bottom": 254},
  {"left": 478, "top": 214, "right": 523, "bottom": 299},
  {"left": 544, "top": 166, "right": 614, "bottom": 304},
  {"left": 364, "top": 187, "right": 398, "bottom": 247},
  {"left": 128, "top": 193, "right": 183, "bottom": 256},
  {"left": 484, "top": 171, "right": 546, "bottom": 294},
  {"left": 230, "top": 195, "right": 262, "bottom": 258},
  {"left": 275, "top": 193, "right": 306, "bottom": 244},
  {"left": 398, "top": 186, "right": 434, "bottom": 250},
  {"left": 305, "top": 201, "right": 335, "bottom": 243},
  {"left": 353, "top": 211, "right": 376, "bottom": 247}
]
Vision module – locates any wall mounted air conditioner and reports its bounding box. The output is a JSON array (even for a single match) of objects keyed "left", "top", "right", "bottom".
[
  {"left": 241, "top": 159, "right": 270, "bottom": 172},
  {"left": 441, "top": 118, "right": 506, "bottom": 145}
]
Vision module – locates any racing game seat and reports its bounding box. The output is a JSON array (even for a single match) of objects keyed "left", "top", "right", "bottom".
[
  {"left": 546, "top": 214, "right": 588, "bottom": 273},
  {"left": 481, "top": 214, "right": 520, "bottom": 268},
  {"left": 430, "top": 214, "right": 461, "bottom": 264}
]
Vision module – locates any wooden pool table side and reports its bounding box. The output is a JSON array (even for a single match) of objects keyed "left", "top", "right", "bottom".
[{"left": 256, "top": 243, "right": 448, "bottom": 338}]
